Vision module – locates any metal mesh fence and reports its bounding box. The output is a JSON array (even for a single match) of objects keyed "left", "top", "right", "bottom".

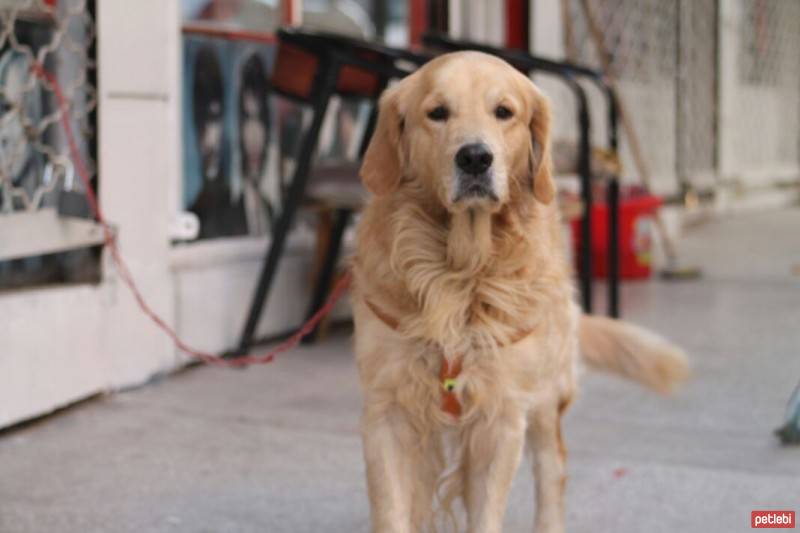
[
  {"left": 559, "top": 0, "right": 686, "bottom": 195},
  {"left": 556, "top": 0, "right": 800, "bottom": 195},
  {"left": 566, "top": 0, "right": 678, "bottom": 83},
  {"left": 738, "top": 0, "right": 800, "bottom": 87},
  {"left": 726, "top": 0, "right": 800, "bottom": 181},
  {"left": 0, "top": 0, "right": 96, "bottom": 216},
  {"left": 564, "top": 0, "right": 800, "bottom": 197},
  {"left": 676, "top": 0, "right": 717, "bottom": 189}
]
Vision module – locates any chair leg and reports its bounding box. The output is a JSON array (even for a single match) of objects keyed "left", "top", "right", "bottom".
[
  {"left": 303, "top": 208, "right": 351, "bottom": 344},
  {"left": 235, "top": 61, "right": 340, "bottom": 355},
  {"left": 607, "top": 177, "right": 620, "bottom": 318},
  {"left": 576, "top": 92, "right": 593, "bottom": 314}
]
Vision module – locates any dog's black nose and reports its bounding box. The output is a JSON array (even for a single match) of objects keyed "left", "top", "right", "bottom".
[{"left": 455, "top": 143, "right": 493, "bottom": 175}]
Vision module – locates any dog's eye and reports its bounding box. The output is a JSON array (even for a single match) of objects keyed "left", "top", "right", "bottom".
[
  {"left": 495, "top": 105, "right": 513, "bottom": 120},
  {"left": 427, "top": 105, "right": 449, "bottom": 122}
]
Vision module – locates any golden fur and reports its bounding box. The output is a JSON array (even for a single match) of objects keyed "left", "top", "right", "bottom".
[{"left": 351, "top": 52, "right": 688, "bottom": 533}]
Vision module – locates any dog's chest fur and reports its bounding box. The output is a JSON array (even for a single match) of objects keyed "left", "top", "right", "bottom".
[
  {"left": 386, "top": 201, "right": 568, "bottom": 349},
  {"left": 354, "top": 197, "right": 576, "bottom": 422}
]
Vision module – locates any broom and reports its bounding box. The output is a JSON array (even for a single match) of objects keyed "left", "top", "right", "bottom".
[{"left": 570, "top": 0, "right": 702, "bottom": 280}]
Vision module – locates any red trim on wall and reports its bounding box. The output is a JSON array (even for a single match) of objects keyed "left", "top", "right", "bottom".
[
  {"left": 282, "top": 0, "right": 300, "bottom": 26},
  {"left": 410, "top": 0, "right": 428, "bottom": 47},
  {"left": 505, "top": 0, "right": 529, "bottom": 51}
]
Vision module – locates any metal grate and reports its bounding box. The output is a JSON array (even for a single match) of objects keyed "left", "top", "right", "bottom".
[
  {"left": 0, "top": 0, "right": 96, "bottom": 216},
  {"left": 0, "top": 0, "right": 100, "bottom": 287}
]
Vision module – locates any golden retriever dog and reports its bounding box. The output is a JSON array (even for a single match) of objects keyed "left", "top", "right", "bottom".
[{"left": 351, "top": 51, "right": 688, "bottom": 533}]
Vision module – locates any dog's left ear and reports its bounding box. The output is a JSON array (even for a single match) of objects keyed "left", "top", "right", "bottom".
[{"left": 527, "top": 84, "right": 556, "bottom": 204}]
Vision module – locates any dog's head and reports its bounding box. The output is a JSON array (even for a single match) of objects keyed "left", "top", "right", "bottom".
[{"left": 360, "top": 51, "right": 554, "bottom": 212}]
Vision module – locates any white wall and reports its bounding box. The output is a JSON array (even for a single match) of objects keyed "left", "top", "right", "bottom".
[{"left": 170, "top": 235, "right": 320, "bottom": 355}]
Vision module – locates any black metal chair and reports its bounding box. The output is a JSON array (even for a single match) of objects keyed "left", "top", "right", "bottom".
[
  {"left": 423, "top": 33, "right": 622, "bottom": 318},
  {"left": 233, "top": 29, "right": 430, "bottom": 355}
]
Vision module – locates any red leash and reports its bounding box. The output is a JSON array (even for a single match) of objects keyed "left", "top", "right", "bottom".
[{"left": 30, "top": 63, "right": 352, "bottom": 368}]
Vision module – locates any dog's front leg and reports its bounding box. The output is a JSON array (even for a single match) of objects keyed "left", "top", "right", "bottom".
[
  {"left": 527, "top": 401, "right": 568, "bottom": 533},
  {"left": 361, "top": 406, "right": 429, "bottom": 533},
  {"left": 464, "top": 414, "right": 527, "bottom": 533}
]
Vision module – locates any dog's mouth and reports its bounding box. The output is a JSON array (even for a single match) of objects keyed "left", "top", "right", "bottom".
[{"left": 453, "top": 175, "right": 499, "bottom": 203}]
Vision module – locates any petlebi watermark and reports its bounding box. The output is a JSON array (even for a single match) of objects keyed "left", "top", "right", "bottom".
[{"left": 751, "top": 510, "right": 795, "bottom": 529}]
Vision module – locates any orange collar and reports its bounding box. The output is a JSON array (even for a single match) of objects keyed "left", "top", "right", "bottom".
[
  {"left": 363, "top": 298, "right": 534, "bottom": 420},
  {"left": 439, "top": 356, "right": 463, "bottom": 418},
  {"left": 364, "top": 298, "right": 400, "bottom": 330}
]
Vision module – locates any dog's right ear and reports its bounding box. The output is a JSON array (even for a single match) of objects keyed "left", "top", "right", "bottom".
[{"left": 360, "top": 83, "right": 405, "bottom": 196}]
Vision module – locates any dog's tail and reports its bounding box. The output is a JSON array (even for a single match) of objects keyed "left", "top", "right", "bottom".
[{"left": 578, "top": 314, "right": 689, "bottom": 394}]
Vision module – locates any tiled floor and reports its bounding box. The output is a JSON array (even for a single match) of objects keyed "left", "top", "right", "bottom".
[{"left": 1, "top": 208, "right": 799, "bottom": 533}]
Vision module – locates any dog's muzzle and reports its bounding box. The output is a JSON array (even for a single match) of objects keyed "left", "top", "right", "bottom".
[{"left": 453, "top": 143, "right": 498, "bottom": 202}]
